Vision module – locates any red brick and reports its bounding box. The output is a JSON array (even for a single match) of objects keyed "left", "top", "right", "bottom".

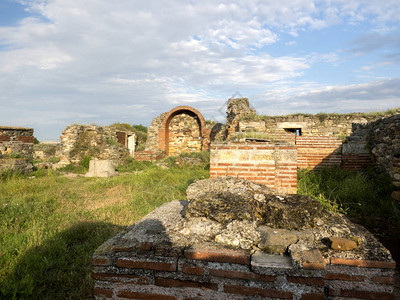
[
  {"left": 182, "top": 265, "right": 203, "bottom": 276},
  {"left": 372, "top": 276, "right": 395, "bottom": 285},
  {"left": 209, "top": 269, "right": 275, "bottom": 282},
  {"left": 254, "top": 146, "right": 275, "bottom": 150},
  {"left": 339, "top": 290, "right": 394, "bottom": 300},
  {"left": 117, "top": 290, "right": 178, "bottom": 300},
  {"left": 209, "top": 167, "right": 228, "bottom": 172},
  {"left": 224, "top": 285, "right": 292, "bottom": 298},
  {"left": 287, "top": 276, "right": 324, "bottom": 286},
  {"left": 325, "top": 273, "right": 364, "bottom": 281},
  {"left": 92, "top": 258, "right": 110, "bottom": 266},
  {"left": 300, "top": 293, "right": 324, "bottom": 300},
  {"left": 94, "top": 287, "right": 112, "bottom": 297},
  {"left": 217, "top": 163, "right": 232, "bottom": 166},
  {"left": 92, "top": 272, "right": 149, "bottom": 284},
  {"left": 302, "top": 249, "right": 326, "bottom": 270},
  {"left": 184, "top": 248, "right": 249, "bottom": 265},
  {"left": 155, "top": 278, "right": 218, "bottom": 291},
  {"left": 116, "top": 259, "right": 176, "bottom": 271},
  {"left": 330, "top": 258, "right": 396, "bottom": 269},
  {"left": 16, "top": 136, "right": 34, "bottom": 143},
  {"left": 0, "top": 135, "right": 10, "bottom": 141}
]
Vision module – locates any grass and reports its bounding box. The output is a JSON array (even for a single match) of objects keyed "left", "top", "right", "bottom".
[
  {"left": 0, "top": 161, "right": 209, "bottom": 299},
  {"left": 1, "top": 158, "right": 399, "bottom": 299},
  {"left": 298, "top": 166, "right": 400, "bottom": 236}
]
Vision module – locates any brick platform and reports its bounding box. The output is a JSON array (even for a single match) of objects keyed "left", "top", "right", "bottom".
[{"left": 93, "top": 201, "right": 396, "bottom": 300}]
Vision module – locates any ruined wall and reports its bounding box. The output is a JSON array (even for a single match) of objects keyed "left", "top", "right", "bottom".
[
  {"left": 0, "top": 126, "right": 34, "bottom": 173},
  {"left": 168, "top": 113, "right": 202, "bottom": 156},
  {"left": 144, "top": 112, "right": 167, "bottom": 152},
  {"left": 237, "top": 112, "right": 399, "bottom": 138},
  {"left": 59, "top": 125, "right": 131, "bottom": 166},
  {"left": 369, "top": 114, "right": 400, "bottom": 189},
  {"left": 137, "top": 106, "right": 213, "bottom": 160},
  {"left": 210, "top": 142, "right": 297, "bottom": 194},
  {"left": 0, "top": 126, "right": 34, "bottom": 158}
]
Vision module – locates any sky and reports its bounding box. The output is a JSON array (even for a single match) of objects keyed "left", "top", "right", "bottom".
[{"left": 0, "top": 0, "right": 400, "bottom": 141}]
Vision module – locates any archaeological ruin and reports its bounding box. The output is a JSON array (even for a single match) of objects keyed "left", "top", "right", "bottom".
[
  {"left": 91, "top": 98, "right": 399, "bottom": 298},
  {"left": 57, "top": 124, "right": 136, "bottom": 167},
  {"left": 136, "top": 98, "right": 400, "bottom": 195},
  {"left": 135, "top": 106, "right": 213, "bottom": 161},
  {"left": 0, "top": 126, "right": 35, "bottom": 173},
  {"left": 93, "top": 177, "right": 396, "bottom": 299}
]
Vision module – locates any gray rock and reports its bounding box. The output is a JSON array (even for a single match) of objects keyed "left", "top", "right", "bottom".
[
  {"left": 186, "top": 177, "right": 326, "bottom": 230},
  {"left": 257, "top": 226, "right": 314, "bottom": 253}
]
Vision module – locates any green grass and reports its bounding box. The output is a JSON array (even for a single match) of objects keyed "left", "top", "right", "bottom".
[
  {"left": 298, "top": 166, "right": 400, "bottom": 236},
  {"left": 2, "top": 159, "right": 399, "bottom": 299},
  {"left": 0, "top": 162, "right": 208, "bottom": 299}
]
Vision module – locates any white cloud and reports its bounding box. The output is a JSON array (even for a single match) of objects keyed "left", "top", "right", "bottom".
[
  {"left": 255, "top": 79, "right": 400, "bottom": 115},
  {"left": 0, "top": 0, "right": 399, "bottom": 140}
]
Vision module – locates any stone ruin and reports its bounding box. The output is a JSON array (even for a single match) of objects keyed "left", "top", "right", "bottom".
[
  {"left": 57, "top": 124, "right": 136, "bottom": 167},
  {"left": 137, "top": 98, "right": 400, "bottom": 198},
  {"left": 135, "top": 106, "right": 215, "bottom": 161},
  {"left": 0, "top": 126, "right": 35, "bottom": 173},
  {"left": 92, "top": 177, "right": 396, "bottom": 299}
]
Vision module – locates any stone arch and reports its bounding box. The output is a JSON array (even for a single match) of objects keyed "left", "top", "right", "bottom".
[{"left": 158, "top": 106, "right": 209, "bottom": 156}]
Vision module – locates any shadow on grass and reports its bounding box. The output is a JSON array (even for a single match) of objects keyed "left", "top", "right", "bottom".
[{"left": 1, "top": 222, "right": 124, "bottom": 300}]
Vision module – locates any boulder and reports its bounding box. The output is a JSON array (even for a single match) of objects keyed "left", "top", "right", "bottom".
[
  {"left": 186, "top": 176, "right": 326, "bottom": 230},
  {"left": 184, "top": 177, "right": 392, "bottom": 262}
]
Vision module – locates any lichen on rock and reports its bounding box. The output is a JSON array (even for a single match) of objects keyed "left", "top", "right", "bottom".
[{"left": 183, "top": 176, "right": 393, "bottom": 262}]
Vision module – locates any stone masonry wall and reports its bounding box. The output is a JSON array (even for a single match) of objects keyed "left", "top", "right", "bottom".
[
  {"left": 168, "top": 113, "right": 202, "bottom": 156},
  {"left": 0, "top": 126, "right": 34, "bottom": 158},
  {"left": 210, "top": 142, "right": 297, "bottom": 194},
  {"left": 137, "top": 106, "right": 213, "bottom": 160},
  {"left": 369, "top": 114, "right": 400, "bottom": 189},
  {"left": 59, "top": 125, "right": 130, "bottom": 166},
  {"left": 0, "top": 126, "right": 34, "bottom": 173},
  {"left": 238, "top": 112, "right": 398, "bottom": 138}
]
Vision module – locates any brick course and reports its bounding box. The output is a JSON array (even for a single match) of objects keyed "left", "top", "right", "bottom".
[
  {"left": 210, "top": 142, "right": 297, "bottom": 194},
  {"left": 93, "top": 203, "right": 396, "bottom": 300}
]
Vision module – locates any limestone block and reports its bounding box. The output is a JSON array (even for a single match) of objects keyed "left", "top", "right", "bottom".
[
  {"left": 328, "top": 237, "right": 358, "bottom": 251},
  {"left": 257, "top": 226, "right": 314, "bottom": 253},
  {"left": 85, "top": 159, "right": 117, "bottom": 177}
]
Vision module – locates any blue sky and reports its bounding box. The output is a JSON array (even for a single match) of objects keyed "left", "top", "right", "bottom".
[{"left": 0, "top": 0, "right": 399, "bottom": 141}]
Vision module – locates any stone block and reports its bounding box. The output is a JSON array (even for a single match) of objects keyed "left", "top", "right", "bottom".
[{"left": 85, "top": 159, "right": 118, "bottom": 177}]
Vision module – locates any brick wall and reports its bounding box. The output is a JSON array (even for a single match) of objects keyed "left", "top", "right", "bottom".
[
  {"left": 296, "top": 136, "right": 343, "bottom": 170},
  {"left": 0, "top": 126, "right": 34, "bottom": 158},
  {"left": 210, "top": 142, "right": 297, "bottom": 194}
]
